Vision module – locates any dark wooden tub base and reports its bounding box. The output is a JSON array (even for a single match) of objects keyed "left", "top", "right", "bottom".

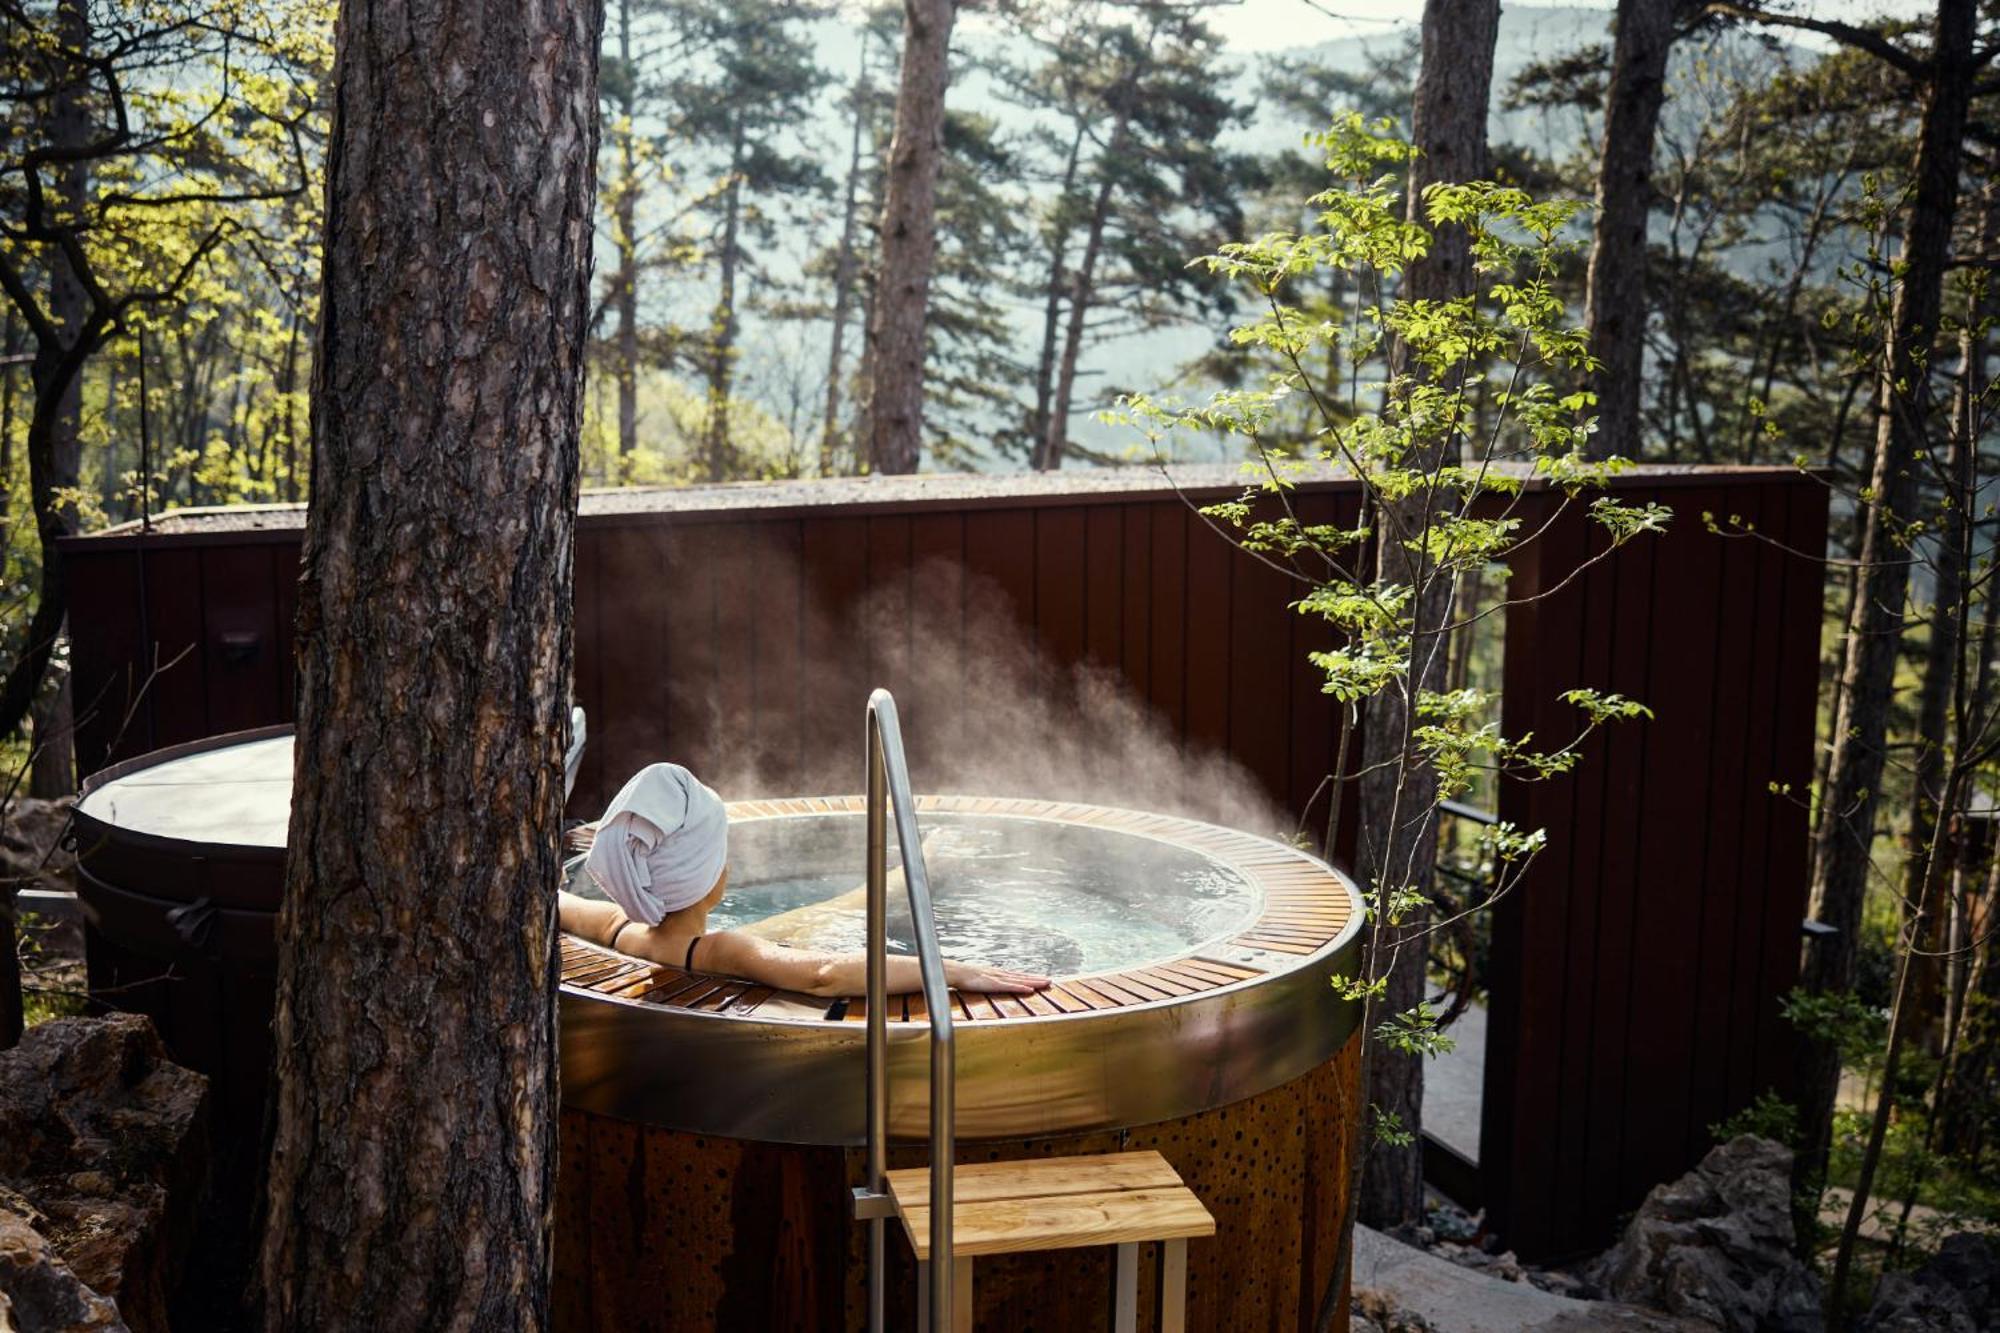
[{"left": 555, "top": 1035, "right": 1361, "bottom": 1333}]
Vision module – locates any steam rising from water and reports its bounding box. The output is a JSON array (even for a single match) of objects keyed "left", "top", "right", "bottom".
[{"left": 682, "top": 552, "right": 1298, "bottom": 844}]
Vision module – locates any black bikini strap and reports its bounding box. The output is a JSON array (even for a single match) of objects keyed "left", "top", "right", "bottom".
[{"left": 684, "top": 935, "right": 702, "bottom": 972}]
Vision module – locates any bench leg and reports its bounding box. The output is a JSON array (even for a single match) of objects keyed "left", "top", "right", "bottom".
[
  {"left": 918, "top": 1258, "right": 975, "bottom": 1333},
  {"left": 1112, "top": 1242, "right": 1138, "bottom": 1333},
  {"left": 1158, "top": 1239, "right": 1188, "bottom": 1333},
  {"left": 953, "top": 1257, "right": 974, "bottom": 1333}
]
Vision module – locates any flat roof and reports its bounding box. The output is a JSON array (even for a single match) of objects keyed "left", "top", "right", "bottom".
[{"left": 64, "top": 461, "right": 1813, "bottom": 547}]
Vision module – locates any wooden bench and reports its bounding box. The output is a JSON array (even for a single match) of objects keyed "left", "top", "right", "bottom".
[{"left": 886, "top": 1150, "right": 1215, "bottom": 1333}]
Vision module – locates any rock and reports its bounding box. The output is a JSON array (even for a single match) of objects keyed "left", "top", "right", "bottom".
[
  {"left": 1588, "top": 1135, "right": 1823, "bottom": 1333},
  {"left": 0, "top": 1014, "right": 207, "bottom": 1333},
  {"left": 1526, "top": 1266, "right": 1592, "bottom": 1300},
  {"left": 1426, "top": 1200, "right": 1482, "bottom": 1244},
  {"left": 0, "top": 1205, "right": 129, "bottom": 1333},
  {"left": 1859, "top": 1233, "right": 2000, "bottom": 1332},
  {"left": 1352, "top": 1287, "right": 1442, "bottom": 1333},
  {"left": 1, "top": 796, "right": 78, "bottom": 898}
]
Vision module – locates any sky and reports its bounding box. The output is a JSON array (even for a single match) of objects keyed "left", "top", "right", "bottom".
[{"left": 1204, "top": 0, "right": 1932, "bottom": 51}]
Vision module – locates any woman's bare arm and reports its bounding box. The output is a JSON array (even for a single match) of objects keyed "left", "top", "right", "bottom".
[
  {"left": 559, "top": 891, "right": 1048, "bottom": 997},
  {"left": 698, "top": 930, "right": 1048, "bottom": 998}
]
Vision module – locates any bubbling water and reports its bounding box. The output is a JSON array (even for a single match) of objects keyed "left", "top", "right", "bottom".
[{"left": 573, "top": 812, "right": 1264, "bottom": 976}]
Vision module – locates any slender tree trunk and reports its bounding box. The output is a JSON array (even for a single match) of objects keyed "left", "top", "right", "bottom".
[
  {"left": 612, "top": 0, "right": 639, "bottom": 473},
  {"left": 1898, "top": 194, "right": 1988, "bottom": 1052},
  {"left": 851, "top": 266, "right": 878, "bottom": 471},
  {"left": 1583, "top": 0, "right": 1677, "bottom": 460},
  {"left": 1742, "top": 168, "right": 1846, "bottom": 462},
  {"left": 280, "top": 312, "right": 301, "bottom": 501},
  {"left": 1796, "top": 0, "right": 1978, "bottom": 1196},
  {"left": 0, "top": 279, "right": 105, "bottom": 748},
  {"left": 1938, "top": 842, "right": 2000, "bottom": 1156},
  {"left": 0, "top": 892, "right": 18, "bottom": 1050},
  {"left": 821, "top": 37, "right": 871, "bottom": 477},
  {"left": 701, "top": 128, "right": 744, "bottom": 483},
  {"left": 1827, "top": 761, "right": 1965, "bottom": 1321},
  {"left": 27, "top": 0, "right": 90, "bottom": 798},
  {"left": 863, "top": 0, "right": 956, "bottom": 476},
  {"left": 99, "top": 352, "right": 123, "bottom": 514},
  {"left": 1036, "top": 119, "right": 1125, "bottom": 473},
  {"left": 1028, "top": 125, "right": 1086, "bottom": 461},
  {"left": 1354, "top": 0, "right": 1500, "bottom": 1234},
  {"left": 256, "top": 0, "right": 600, "bottom": 1322},
  {"left": 1937, "top": 183, "right": 1997, "bottom": 1055},
  {"left": 2, "top": 310, "right": 17, "bottom": 499}
]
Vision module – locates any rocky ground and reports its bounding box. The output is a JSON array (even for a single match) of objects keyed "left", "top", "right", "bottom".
[
  {"left": 0, "top": 1013, "right": 209, "bottom": 1333},
  {"left": 1353, "top": 1136, "right": 2000, "bottom": 1333}
]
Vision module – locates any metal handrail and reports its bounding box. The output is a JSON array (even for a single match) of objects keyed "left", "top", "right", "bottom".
[{"left": 852, "top": 689, "right": 954, "bottom": 1333}]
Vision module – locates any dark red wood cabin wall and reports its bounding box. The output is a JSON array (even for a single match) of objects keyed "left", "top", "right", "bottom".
[
  {"left": 59, "top": 469, "right": 1825, "bottom": 1262},
  {"left": 67, "top": 492, "right": 1364, "bottom": 842},
  {"left": 1484, "top": 479, "right": 1828, "bottom": 1258}
]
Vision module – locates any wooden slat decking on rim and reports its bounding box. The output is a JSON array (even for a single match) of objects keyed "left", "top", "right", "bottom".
[
  {"left": 558, "top": 795, "right": 1346, "bottom": 1022},
  {"left": 557, "top": 797, "right": 1341, "bottom": 1021}
]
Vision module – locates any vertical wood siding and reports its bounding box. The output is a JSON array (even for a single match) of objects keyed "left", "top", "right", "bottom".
[{"left": 1488, "top": 480, "right": 1827, "bottom": 1258}]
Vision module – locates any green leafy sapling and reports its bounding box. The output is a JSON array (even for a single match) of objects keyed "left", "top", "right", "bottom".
[{"left": 1107, "top": 114, "right": 1665, "bottom": 1160}]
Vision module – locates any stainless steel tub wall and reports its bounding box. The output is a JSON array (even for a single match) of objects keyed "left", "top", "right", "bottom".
[{"left": 560, "top": 929, "right": 1361, "bottom": 1143}]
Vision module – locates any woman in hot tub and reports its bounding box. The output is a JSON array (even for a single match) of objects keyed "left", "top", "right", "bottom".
[{"left": 556, "top": 763, "right": 1048, "bottom": 998}]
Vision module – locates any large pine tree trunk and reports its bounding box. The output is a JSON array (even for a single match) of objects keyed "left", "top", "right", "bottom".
[
  {"left": 1583, "top": 0, "right": 1677, "bottom": 460},
  {"left": 864, "top": 0, "right": 956, "bottom": 476},
  {"left": 256, "top": 0, "right": 600, "bottom": 1323},
  {"left": 1796, "top": 0, "right": 1977, "bottom": 1195},
  {"left": 1356, "top": 0, "right": 1500, "bottom": 1233}
]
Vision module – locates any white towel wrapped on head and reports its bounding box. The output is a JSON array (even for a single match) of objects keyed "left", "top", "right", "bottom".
[{"left": 585, "top": 763, "right": 728, "bottom": 926}]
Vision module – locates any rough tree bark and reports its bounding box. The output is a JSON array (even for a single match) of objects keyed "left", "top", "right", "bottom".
[
  {"left": 864, "top": 0, "right": 956, "bottom": 476},
  {"left": 1796, "top": 0, "right": 1978, "bottom": 1194},
  {"left": 1356, "top": 0, "right": 1500, "bottom": 1233},
  {"left": 1583, "top": 0, "right": 1680, "bottom": 461},
  {"left": 256, "top": 0, "right": 601, "bottom": 1324}
]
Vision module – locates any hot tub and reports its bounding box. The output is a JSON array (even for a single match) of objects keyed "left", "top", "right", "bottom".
[
  {"left": 73, "top": 730, "right": 1367, "bottom": 1331},
  {"left": 557, "top": 795, "right": 1364, "bottom": 1331},
  {"left": 560, "top": 795, "right": 1360, "bottom": 1142}
]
